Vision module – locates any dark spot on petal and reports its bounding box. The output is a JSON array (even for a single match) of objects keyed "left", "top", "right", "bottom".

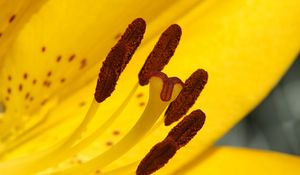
[
  {"left": 19, "top": 84, "right": 23, "bottom": 91},
  {"left": 47, "top": 71, "right": 52, "bottom": 77},
  {"left": 79, "top": 102, "right": 86, "bottom": 107},
  {"left": 76, "top": 159, "right": 83, "bottom": 164},
  {"left": 9, "top": 15, "right": 16, "bottom": 23},
  {"left": 0, "top": 33, "right": 2, "bottom": 38},
  {"left": 32, "top": 79, "right": 37, "bottom": 84},
  {"left": 60, "top": 78, "right": 66, "bottom": 83},
  {"left": 106, "top": 141, "right": 113, "bottom": 146},
  {"left": 139, "top": 102, "right": 145, "bottom": 107},
  {"left": 43, "top": 80, "right": 51, "bottom": 87},
  {"left": 68, "top": 54, "right": 76, "bottom": 62},
  {"left": 8, "top": 75, "right": 12, "bottom": 81},
  {"left": 41, "top": 46, "right": 46, "bottom": 52},
  {"left": 136, "top": 92, "right": 144, "bottom": 98},
  {"left": 114, "top": 33, "right": 122, "bottom": 40},
  {"left": 41, "top": 99, "right": 48, "bottom": 106},
  {"left": 80, "top": 58, "right": 87, "bottom": 69},
  {"left": 5, "top": 96, "right": 9, "bottom": 101},
  {"left": 113, "top": 130, "right": 120, "bottom": 136},
  {"left": 25, "top": 92, "right": 30, "bottom": 99},
  {"left": 7, "top": 88, "right": 11, "bottom": 94},
  {"left": 56, "top": 55, "right": 62, "bottom": 62},
  {"left": 23, "top": 73, "right": 28, "bottom": 79},
  {"left": 29, "top": 97, "right": 34, "bottom": 101}
]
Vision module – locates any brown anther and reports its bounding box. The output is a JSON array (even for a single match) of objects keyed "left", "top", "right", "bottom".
[
  {"left": 164, "top": 69, "right": 208, "bottom": 126},
  {"left": 136, "top": 138, "right": 178, "bottom": 175},
  {"left": 94, "top": 44, "right": 127, "bottom": 103},
  {"left": 167, "top": 109, "right": 205, "bottom": 148},
  {"left": 148, "top": 71, "right": 183, "bottom": 102},
  {"left": 139, "top": 24, "right": 182, "bottom": 86},
  {"left": 94, "top": 18, "right": 146, "bottom": 103},
  {"left": 118, "top": 18, "right": 146, "bottom": 56}
]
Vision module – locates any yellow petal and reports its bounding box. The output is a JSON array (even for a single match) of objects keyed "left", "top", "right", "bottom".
[
  {"left": 0, "top": 0, "right": 201, "bottom": 144},
  {"left": 0, "top": 0, "right": 199, "bottom": 114},
  {"left": 103, "top": 0, "right": 300, "bottom": 171},
  {"left": 1, "top": 0, "right": 300, "bottom": 174},
  {"left": 136, "top": 0, "right": 300, "bottom": 172},
  {"left": 0, "top": 0, "right": 48, "bottom": 66},
  {"left": 175, "top": 146, "right": 300, "bottom": 175}
]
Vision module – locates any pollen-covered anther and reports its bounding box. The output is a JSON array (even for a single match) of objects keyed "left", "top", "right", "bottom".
[
  {"left": 164, "top": 69, "right": 208, "bottom": 125},
  {"left": 119, "top": 18, "right": 146, "bottom": 56},
  {"left": 139, "top": 24, "right": 182, "bottom": 86},
  {"left": 137, "top": 110, "right": 205, "bottom": 175},
  {"left": 148, "top": 71, "right": 183, "bottom": 102},
  {"left": 136, "top": 138, "right": 178, "bottom": 175},
  {"left": 167, "top": 109, "right": 205, "bottom": 148},
  {"left": 94, "top": 18, "right": 146, "bottom": 103}
]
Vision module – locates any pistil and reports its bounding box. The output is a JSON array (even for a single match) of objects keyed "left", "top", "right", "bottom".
[
  {"left": 0, "top": 18, "right": 208, "bottom": 175},
  {"left": 51, "top": 72, "right": 183, "bottom": 175}
]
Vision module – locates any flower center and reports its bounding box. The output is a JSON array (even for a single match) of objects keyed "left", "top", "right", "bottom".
[{"left": 0, "top": 18, "right": 208, "bottom": 175}]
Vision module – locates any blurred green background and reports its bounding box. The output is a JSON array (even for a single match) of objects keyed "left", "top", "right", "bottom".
[{"left": 217, "top": 55, "right": 300, "bottom": 155}]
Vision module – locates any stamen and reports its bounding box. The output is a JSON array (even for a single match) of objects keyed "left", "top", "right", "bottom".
[
  {"left": 138, "top": 24, "right": 182, "bottom": 86},
  {"left": 0, "top": 19, "right": 147, "bottom": 175},
  {"left": 50, "top": 73, "right": 183, "bottom": 175},
  {"left": 118, "top": 18, "right": 146, "bottom": 56},
  {"left": 164, "top": 69, "right": 208, "bottom": 125},
  {"left": 166, "top": 109, "right": 205, "bottom": 148},
  {"left": 94, "top": 18, "right": 146, "bottom": 103},
  {"left": 0, "top": 18, "right": 209, "bottom": 175},
  {"left": 137, "top": 109, "right": 205, "bottom": 175},
  {"left": 94, "top": 44, "right": 127, "bottom": 103},
  {"left": 136, "top": 138, "right": 177, "bottom": 175}
]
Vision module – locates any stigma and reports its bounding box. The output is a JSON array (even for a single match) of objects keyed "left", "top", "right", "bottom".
[{"left": 0, "top": 18, "right": 208, "bottom": 175}]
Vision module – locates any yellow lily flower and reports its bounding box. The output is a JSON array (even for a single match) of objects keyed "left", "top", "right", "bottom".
[{"left": 0, "top": 0, "right": 300, "bottom": 175}]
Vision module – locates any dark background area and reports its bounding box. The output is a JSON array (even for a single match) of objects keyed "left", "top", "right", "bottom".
[{"left": 217, "top": 55, "right": 300, "bottom": 155}]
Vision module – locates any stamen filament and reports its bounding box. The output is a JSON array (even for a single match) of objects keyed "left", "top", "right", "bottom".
[
  {"left": 0, "top": 83, "right": 138, "bottom": 175},
  {"left": 59, "top": 99, "right": 99, "bottom": 148},
  {"left": 0, "top": 99, "right": 100, "bottom": 175},
  {"left": 101, "top": 162, "right": 137, "bottom": 175},
  {"left": 48, "top": 83, "right": 139, "bottom": 163},
  {"left": 50, "top": 76, "right": 183, "bottom": 175}
]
